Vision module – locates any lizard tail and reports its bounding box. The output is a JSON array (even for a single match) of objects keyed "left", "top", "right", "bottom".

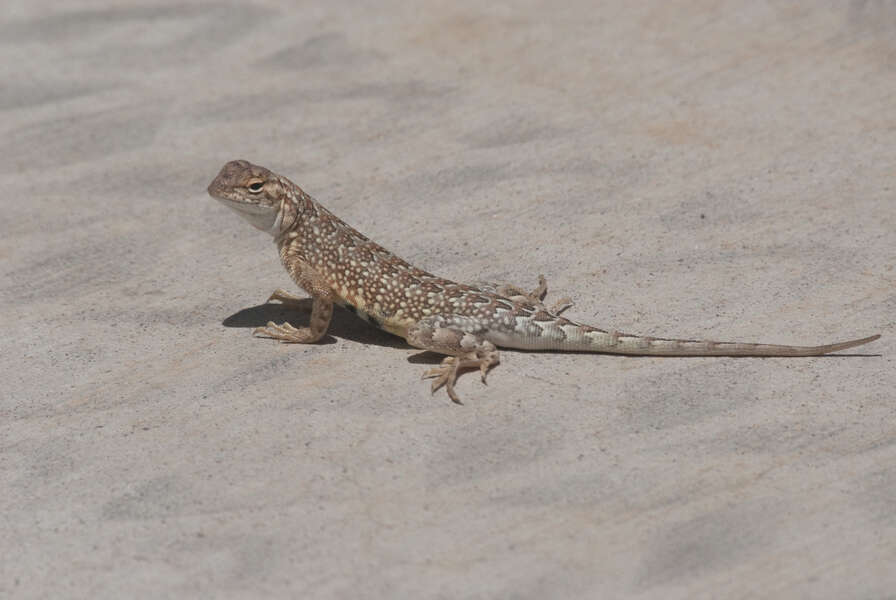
[
  {"left": 562, "top": 329, "right": 881, "bottom": 356},
  {"left": 507, "top": 318, "right": 881, "bottom": 355}
]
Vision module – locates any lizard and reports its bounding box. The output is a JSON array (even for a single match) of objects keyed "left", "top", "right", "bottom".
[{"left": 206, "top": 159, "right": 881, "bottom": 404}]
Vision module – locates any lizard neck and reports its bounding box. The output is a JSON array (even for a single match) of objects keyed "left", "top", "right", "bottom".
[{"left": 271, "top": 183, "right": 317, "bottom": 244}]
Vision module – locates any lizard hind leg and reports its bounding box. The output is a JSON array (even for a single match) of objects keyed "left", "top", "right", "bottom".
[
  {"left": 525, "top": 275, "right": 574, "bottom": 315},
  {"left": 407, "top": 318, "right": 500, "bottom": 404},
  {"left": 474, "top": 274, "right": 574, "bottom": 314}
]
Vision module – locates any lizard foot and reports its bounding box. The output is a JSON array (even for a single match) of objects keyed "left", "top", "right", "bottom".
[
  {"left": 253, "top": 297, "right": 334, "bottom": 344},
  {"left": 422, "top": 347, "right": 500, "bottom": 405},
  {"left": 549, "top": 297, "right": 574, "bottom": 315},
  {"left": 407, "top": 318, "right": 501, "bottom": 404},
  {"left": 484, "top": 274, "right": 547, "bottom": 304},
  {"left": 254, "top": 321, "right": 319, "bottom": 343}
]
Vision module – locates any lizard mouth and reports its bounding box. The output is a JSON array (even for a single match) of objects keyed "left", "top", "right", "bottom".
[
  {"left": 206, "top": 179, "right": 228, "bottom": 199},
  {"left": 206, "top": 178, "right": 267, "bottom": 210},
  {"left": 216, "top": 197, "right": 274, "bottom": 214}
]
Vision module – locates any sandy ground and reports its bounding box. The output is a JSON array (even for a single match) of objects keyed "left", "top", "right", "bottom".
[{"left": 2, "top": 2, "right": 894, "bottom": 598}]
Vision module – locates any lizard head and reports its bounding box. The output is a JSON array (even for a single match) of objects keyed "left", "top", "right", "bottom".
[{"left": 207, "top": 160, "right": 288, "bottom": 235}]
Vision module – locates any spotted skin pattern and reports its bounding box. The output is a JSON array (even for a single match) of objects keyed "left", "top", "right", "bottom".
[{"left": 207, "top": 160, "right": 881, "bottom": 403}]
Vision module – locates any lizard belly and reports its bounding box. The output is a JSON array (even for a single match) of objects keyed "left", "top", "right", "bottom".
[
  {"left": 483, "top": 319, "right": 578, "bottom": 351},
  {"left": 380, "top": 319, "right": 411, "bottom": 338},
  {"left": 485, "top": 329, "right": 560, "bottom": 350},
  {"left": 337, "top": 299, "right": 410, "bottom": 339}
]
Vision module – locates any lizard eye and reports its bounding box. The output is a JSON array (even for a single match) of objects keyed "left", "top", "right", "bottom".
[{"left": 247, "top": 180, "right": 264, "bottom": 193}]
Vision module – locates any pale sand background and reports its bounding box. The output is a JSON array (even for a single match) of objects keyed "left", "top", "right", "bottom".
[{"left": 2, "top": 2, "right": 894, "bottom": 598}]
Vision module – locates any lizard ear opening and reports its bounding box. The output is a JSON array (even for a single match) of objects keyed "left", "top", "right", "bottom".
[{"left": 247, "top": 180, "right": 264, "bottom": 193}]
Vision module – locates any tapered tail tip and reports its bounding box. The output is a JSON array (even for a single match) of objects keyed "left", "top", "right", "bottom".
[{"left": 831, "top": 334, "right": 881, "bottom": 353}]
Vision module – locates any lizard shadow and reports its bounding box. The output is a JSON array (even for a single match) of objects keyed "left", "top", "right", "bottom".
[
  {"left": 406, "top": 351, "right": 449, "bottom": 365},
  {"left": 222, "top": 300, "right": 412, "bottom": 350}
]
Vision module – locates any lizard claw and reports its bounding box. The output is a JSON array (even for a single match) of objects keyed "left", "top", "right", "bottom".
[
  {"left": 419, "top": 349, "right": 499, "bottom": 404},
  {"left": 548, "top": 297, "right": 573, "bottom": 315},
  {"left": 422, "top": 357, "right": 464, "bottom": 404},
  {"left": 253, "top": 321, "right": 318, "bottom": 343}
]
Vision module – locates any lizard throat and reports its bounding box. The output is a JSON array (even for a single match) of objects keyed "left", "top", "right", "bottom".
[{"left": 220, "top": 200, "right": 283, "bottom": 235}]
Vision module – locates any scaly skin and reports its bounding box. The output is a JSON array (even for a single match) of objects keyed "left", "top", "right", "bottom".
[{"left": 207, "top": 160, "right": 881, "bottom": 403}]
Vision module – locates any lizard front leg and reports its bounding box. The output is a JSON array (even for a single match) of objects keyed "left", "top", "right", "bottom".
[
  {"left": 406, "top": 316, "right": 500, "bottom": 404},
  {"left": 254, "top": 296, "right": 333, "bottom": 343},
  {"left": 265, "top": 288, "right": 309, "bottom": 308},
  {"left": 254, "top": 256, "right": 336, "bottom": 343}
]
